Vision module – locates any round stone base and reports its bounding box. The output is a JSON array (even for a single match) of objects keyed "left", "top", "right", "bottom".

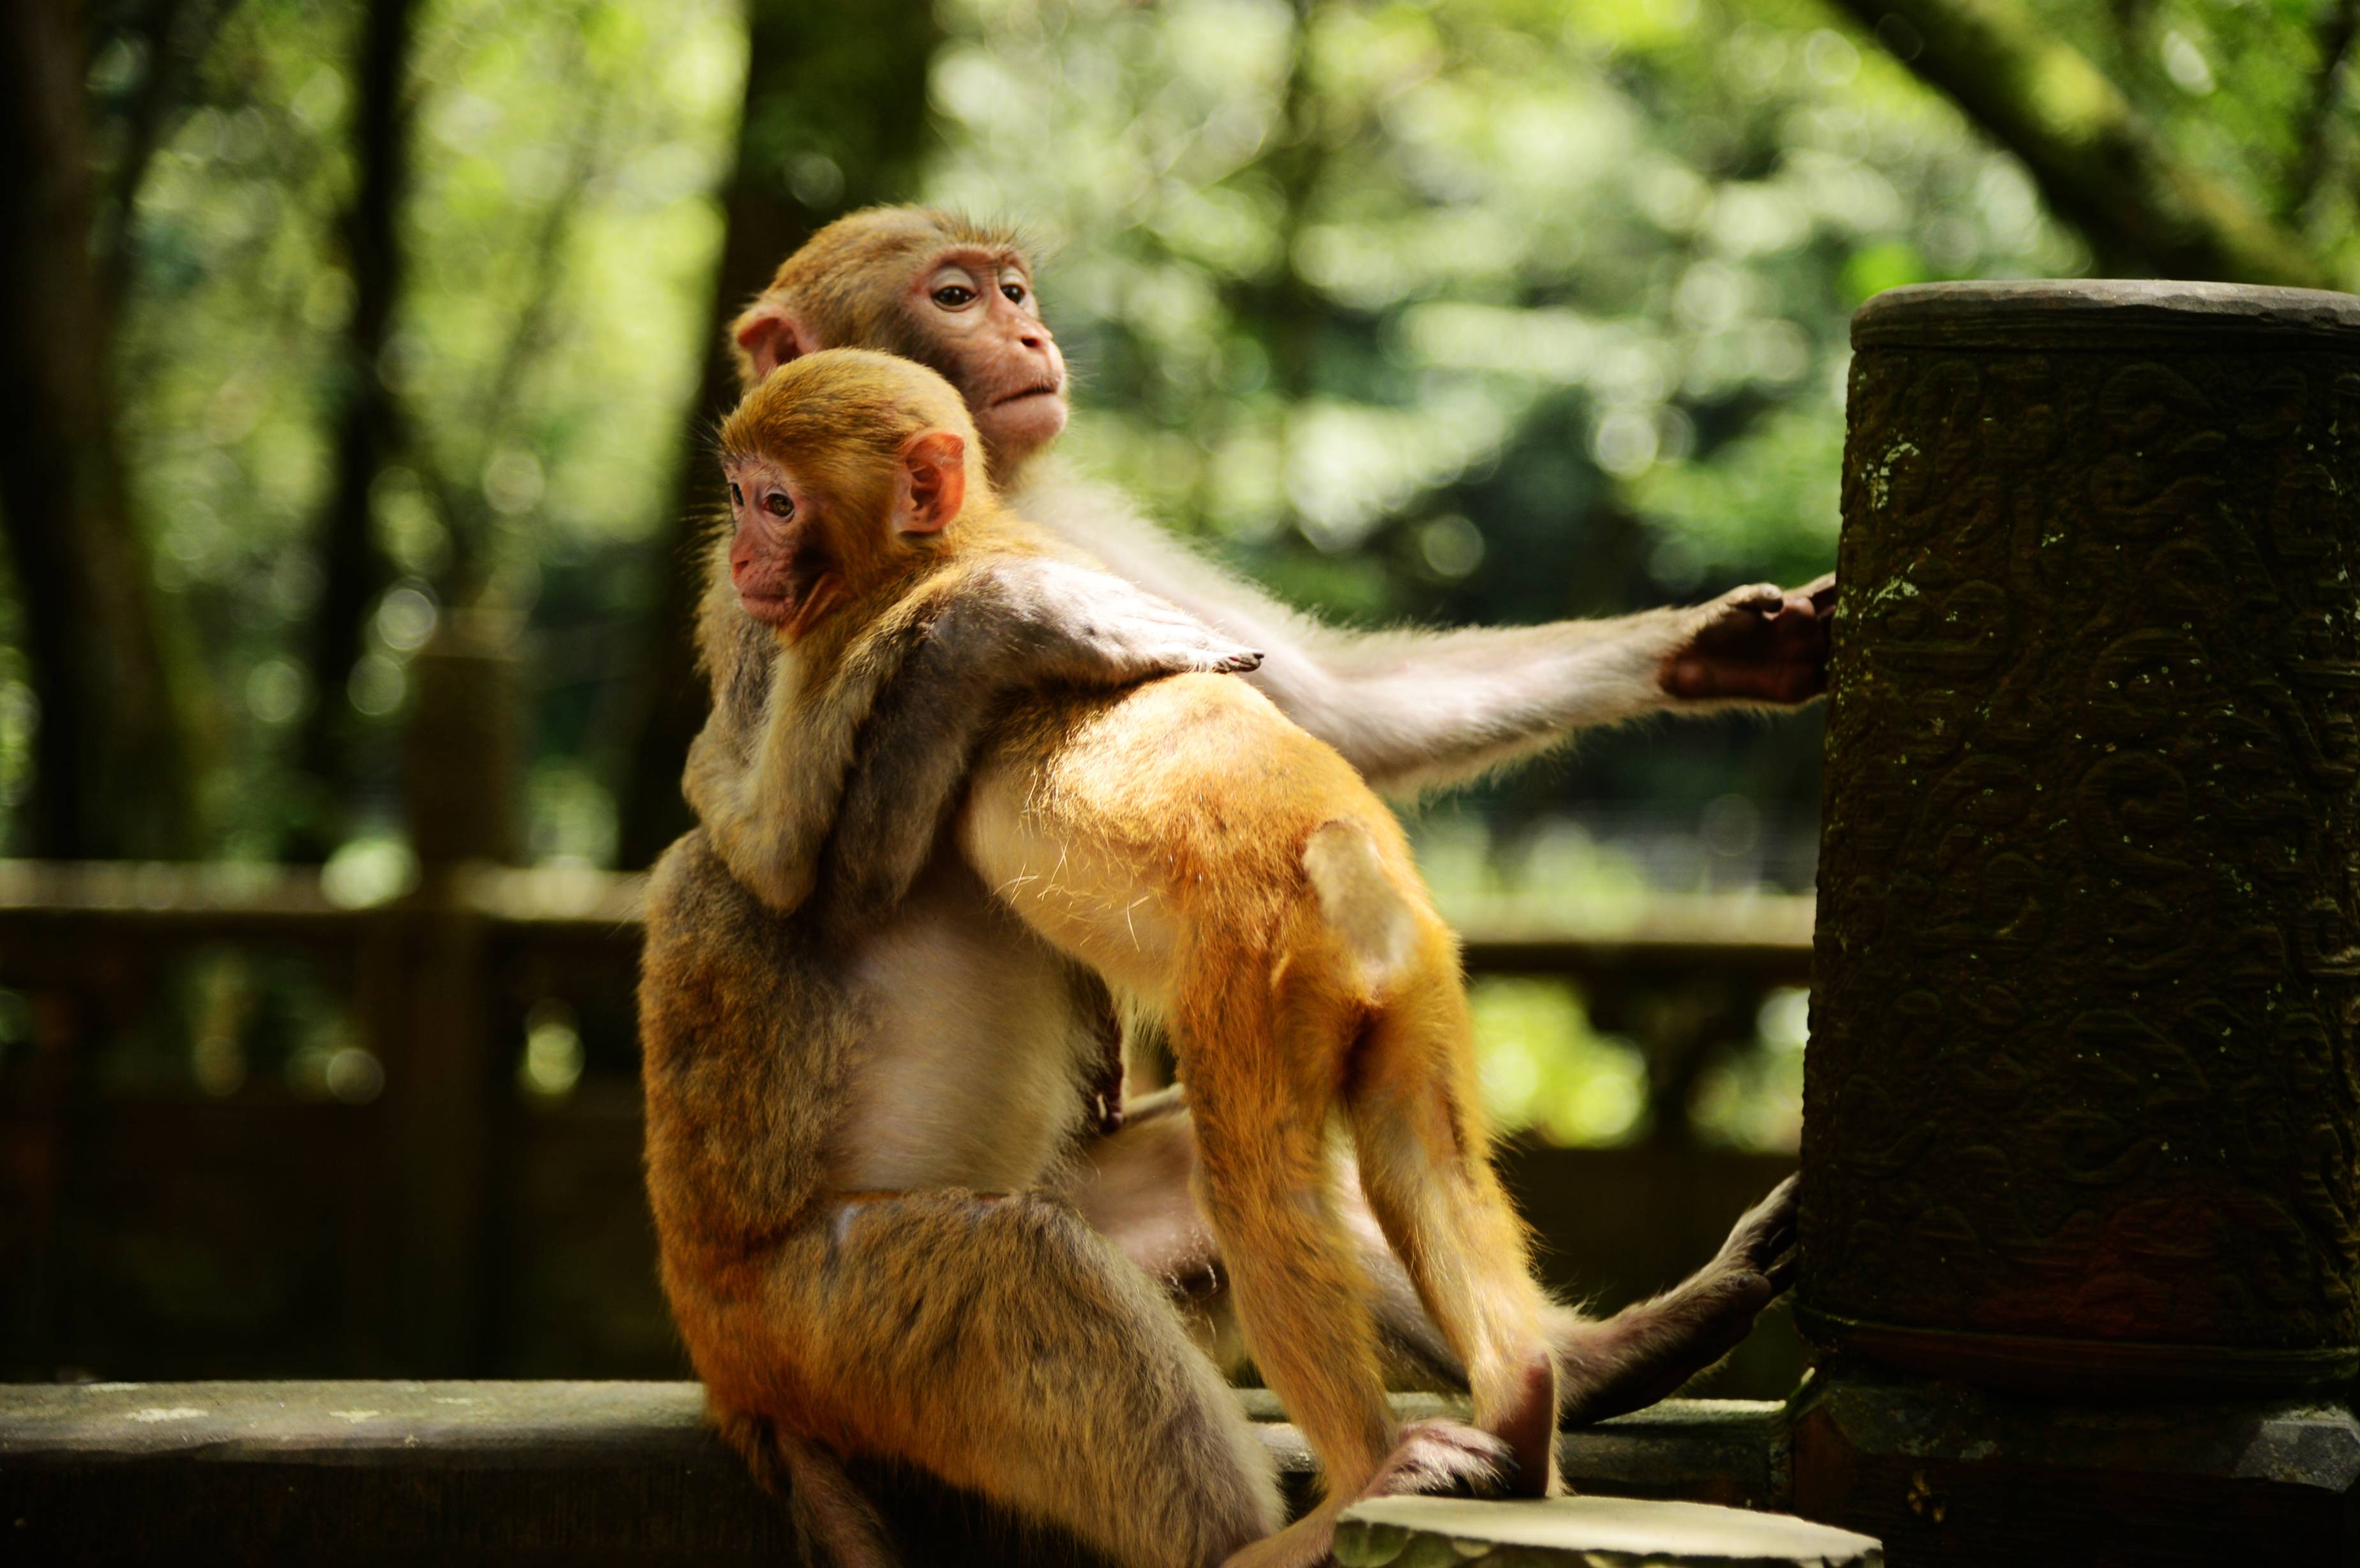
[
  {"left": 1796, "top": 1304, "right": 2360, "bottom": 1398},
  {"left": 1335, "top": 1495, "right": 1882, "bottom": 1567}
]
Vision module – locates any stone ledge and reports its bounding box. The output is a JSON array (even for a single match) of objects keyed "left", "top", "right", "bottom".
[{"left": 1, "top": 1382, "right": 1786, "bottom": 1565}]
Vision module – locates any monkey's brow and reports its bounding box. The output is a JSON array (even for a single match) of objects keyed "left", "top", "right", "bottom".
[{"left": 932, "top": 245, "right": 1029, "bottom": 274}]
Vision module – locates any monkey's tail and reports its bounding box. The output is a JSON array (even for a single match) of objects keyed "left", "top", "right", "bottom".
[
  {"left": 779, "top": 1433, "right": 901, "bottom": 1568},
  {"left": 720, "top": 1408, "right": 901, "bottom": 1568}
]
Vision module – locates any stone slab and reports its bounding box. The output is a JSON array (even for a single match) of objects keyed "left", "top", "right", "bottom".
[
  {"left": 0, "top": 1382, "right": 1790, "bottom": 1565},
  {"left": 1336, "top": 1496, "right": 1880, "bottom": 1567}
]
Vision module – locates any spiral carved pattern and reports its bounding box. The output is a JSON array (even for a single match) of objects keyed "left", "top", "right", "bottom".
[{"left": 1803, "top": 284, "right": 2360, "bottom": 1386}]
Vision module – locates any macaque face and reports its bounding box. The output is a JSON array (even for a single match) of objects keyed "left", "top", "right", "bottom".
[
  {"left": 723, "top": 454, "right": 841, "bottom": 636},
  {"left": 904, "top": 247, "right": 1067, "bottom": 469},
  {"left": 721, "top": 417, "right": 965, "bottom": 639}
]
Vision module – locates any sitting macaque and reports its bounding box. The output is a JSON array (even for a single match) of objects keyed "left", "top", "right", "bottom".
[
  {"left": 643, "top": 442, "right": 1276, "bottom": 1566},
  {"left": 654, "top": 345, "right": 1720, "bottom": 1566},
  {"left": 711, "top": 206, "right": 1804, "bottom": 1414}
]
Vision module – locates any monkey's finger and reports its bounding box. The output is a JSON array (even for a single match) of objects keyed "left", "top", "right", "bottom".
[
  {"left": 1723, "top": 1173, "right": 1799, "bottom": 1262},
  {"left": 1762, "top": 1245, "right": 1800, "bottom": 1295},
  {"left": 1741, "top": 1195, "right": 1799, "bottom": 1255},
  {"left": 1750, "top": 1213, "right": 1801, "bottom": 1278},
  {"left": 1741, "top": 1172, "right": 1799, "bottom": 1226},
  {"left": 1130, "top": 609, "right": 1241, "bottom": 642},
  {"left": 1155, "top": 636, "right": 1263, "bottom": 673}
]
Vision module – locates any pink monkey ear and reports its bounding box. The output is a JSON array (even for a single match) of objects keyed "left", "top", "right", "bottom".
[
  {"left": 732, "top": 303, "right": 810, "bottom": 382},
  {"left": 896, "top": 430, "right": 967, "bottom": 536}
]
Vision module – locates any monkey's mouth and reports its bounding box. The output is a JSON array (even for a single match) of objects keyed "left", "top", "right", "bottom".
[
  {"left": 737, "top": 588, "right": 793, "bottom": 625},
  {"left": 739, "top": 577, "right": 842, "bottom": 637},
  {"left": 990, "top": 381, "right": 1063, "bottom": 408},
  {"left": 740, "top": 534, "right": 844, "bottom": 633},
  {"left": 743, "top": 548, "right": 845, "bottom": 637}
]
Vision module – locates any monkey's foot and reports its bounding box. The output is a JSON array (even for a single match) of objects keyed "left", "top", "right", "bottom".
[
  {"left": 1555, "top": 1173, "right": 1798, "bottom": 1426},
  {"left": 1218, "top": 1424, "right": 1514, "bottom": 1568},
  {"left": 1358, "top": 1419, "right": 1515, "bottom": 1502}
]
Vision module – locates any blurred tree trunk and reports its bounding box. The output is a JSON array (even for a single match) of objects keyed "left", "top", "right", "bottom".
[
  {"left": 294, "top": 0, "right": 416, "bottom": 859},
  {"left": 1829, "top": 0, "right": 2332, "bottom": 288},
  {"left": 0, "top": 0, "right": 194, "bottom": 858},
  {"left": 2288, "top": 0, "right": 2358, "bottom": 217},
  {"left": 613, "top": 0, "right": 941, "bottom": 868},
  {"left": 91, "top": 0, "right": 245, "bottom": 315}
]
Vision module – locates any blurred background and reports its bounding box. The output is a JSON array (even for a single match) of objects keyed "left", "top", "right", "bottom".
[{"left": 1, "top": 0, "right": 2352, "bottom": 1394}]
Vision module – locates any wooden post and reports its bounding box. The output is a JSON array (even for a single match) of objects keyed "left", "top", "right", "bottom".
[
  {"left": 1796, "top": 280, "right": 2360, "bottom": 1561},
  {"left": 379, "top": 607, "right": 522, "bottom": 1371},
  {"left": 402, "top": 607, "right": 523, "bottom": 868}
]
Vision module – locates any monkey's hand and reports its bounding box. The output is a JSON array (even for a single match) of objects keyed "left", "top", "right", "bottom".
[
  {"left": 1658, "top": 573, "right": 1834, "bottom": 706},
  {"left": 981, "top": 557, "right": 1264, "bottom": 688}
]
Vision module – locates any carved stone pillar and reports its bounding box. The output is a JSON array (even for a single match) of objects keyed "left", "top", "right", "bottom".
[{"left": 1794, "top": 280, "right": 2360, "bottom": 1563}]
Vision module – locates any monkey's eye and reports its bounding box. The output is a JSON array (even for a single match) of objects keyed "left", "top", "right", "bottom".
[
  {"left": 932, "top": 283, "right": 977, "bottom": 308},
  {"left": 1001, "top": 281, "right": 1028, "bottom": 306},
  {"left": 764, "top": 492, "right": 794, "bottom": 520},
  {"left": 728, "top": 481, "right": 743, "bottom": 508}
]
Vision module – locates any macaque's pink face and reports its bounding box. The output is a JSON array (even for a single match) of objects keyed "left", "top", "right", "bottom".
[
  {"left": 907, "top": 247, "right": 1067, "bottom": 468},
  {"left": 723, "top": 454, "right": 840, "bottom": 637}
]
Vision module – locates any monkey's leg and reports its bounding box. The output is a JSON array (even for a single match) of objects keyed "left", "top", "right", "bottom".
[
  {"left": 1183, "top": 983, "right": 1518, "bottom": 1568},
  {"left": 1067, "top": 1096, "right": 1466, "bottom": 1391},
  {"left": 1071, "top": 1095, "right": 1799, "bottom": 1421},
  {"left": 1178, "top": 951, "right": 1531, "bottom": 1502},
  {"left": 1340, "top": 968, "right": 1562, "bottom": 1495},
  {"left": 1183, "top": 1055, "right": 1398, "bottom": 1500},
  {"left": 694, "top": 1190, "right": 1283, "bottom": 1568}
]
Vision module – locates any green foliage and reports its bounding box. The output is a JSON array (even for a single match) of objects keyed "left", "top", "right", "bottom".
[
  {"left": 1690, "top": 983, "right": 1807, "bottom": 1150},
  {"left": 104, "top": 0, "right": 739, "bottom": 859},
  {"left": 927, "top": 0, "right": 2082, "bottom": 629},
  {"left": 10, "top": 0, "right": 2355, "bottom": 873},
  {"left": 1471, "top": 977, "right": 1652, "bottom": 1147},
  {"left": 17, "top": 0, "right": 2345, "bottom": 1146},
  {"left": 2025, "top": 0, "right": 2359, "bottom": 262}
]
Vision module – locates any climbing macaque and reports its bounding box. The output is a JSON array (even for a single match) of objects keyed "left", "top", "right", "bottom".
[
  {"left": 713, "top": 205, "right": 1808, "bottom": 1401},
  {"left": 660, "top": 346, "right": 1581, "bottom": 1568},
  {"left": 727, "top": 206, "right": 1837, "bottom": 793}
]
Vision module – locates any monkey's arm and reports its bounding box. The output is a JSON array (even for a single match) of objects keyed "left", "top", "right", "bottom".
[
  {"left": 690, "top": 551, "right": 1260, "bottom": 922},
  {"left": 812, "top": 557, "right": 1262, "bottom": 931},
  {"left": 1019, "top": 468, "right": 1833, "bottom": 797}
]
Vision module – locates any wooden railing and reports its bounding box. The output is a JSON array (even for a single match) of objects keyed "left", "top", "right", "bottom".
[{"left": 0, "top": 861, "right": 1810, "bottom": 1387}]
